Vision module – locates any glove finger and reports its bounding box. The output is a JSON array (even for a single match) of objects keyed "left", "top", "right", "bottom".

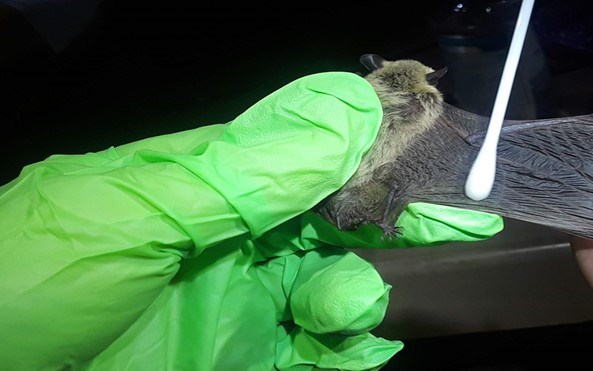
[
  {"left": 276, "top": 326, "right": 402, "bottom": 371},
  {"left": 300, "top": 202, "right": 503, "bottom": 249},
  {"left": 396, "top": 202, "right": 504, "bottom": 246},
  {"left": 290, "top": 247, "right": 390, "bottom": 335}
]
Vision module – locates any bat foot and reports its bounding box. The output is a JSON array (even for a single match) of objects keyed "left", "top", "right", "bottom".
[{"left": 379, "top": 223, "right": 403, "bottom": 240}]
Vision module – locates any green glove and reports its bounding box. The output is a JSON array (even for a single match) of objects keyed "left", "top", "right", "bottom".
[{"left": 0, "top": 71, "right": 503, "bottom": 370}]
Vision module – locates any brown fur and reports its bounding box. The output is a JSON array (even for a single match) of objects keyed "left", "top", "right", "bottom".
[{"left": 318, "top": 57, "right": 444, "bottom": 234}]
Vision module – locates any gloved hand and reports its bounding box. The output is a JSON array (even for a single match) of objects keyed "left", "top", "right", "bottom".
[
  {"left": 80, "top": 206, "right": 501, "bottom": 371},
  {"left": 0, "top": 72, "right": 502, "bottom": 370}
]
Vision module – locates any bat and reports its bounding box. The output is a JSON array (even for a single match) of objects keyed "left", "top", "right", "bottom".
[{"left": 317, "top": 54, "right": 593, "bottom": 240}]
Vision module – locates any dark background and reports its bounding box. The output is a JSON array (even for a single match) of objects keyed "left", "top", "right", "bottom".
[
  {"left": 2, "top": 1, "right": 593, "bottom": 369},
  {"left": 1, "top": 1, "right": 448, "bottom": 185}
]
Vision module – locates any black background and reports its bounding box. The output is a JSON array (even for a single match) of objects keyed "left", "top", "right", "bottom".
[{"left": 2, "top": 1, "right": 442, "bottom": 185}]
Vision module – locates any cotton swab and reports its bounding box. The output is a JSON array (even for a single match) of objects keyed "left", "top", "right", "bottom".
[{"left": 464, "top": 0, "right": 536, "bottom": 201}]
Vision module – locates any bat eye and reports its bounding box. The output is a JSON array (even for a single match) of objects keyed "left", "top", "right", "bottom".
[{"left": 426, "top": 67, "right": 448, "bottom": 86}]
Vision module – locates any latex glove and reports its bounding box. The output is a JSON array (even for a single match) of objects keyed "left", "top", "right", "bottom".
[
  {"left": 0, "top": 71, "right": 382, "bottom": 370},
  {"left": 79, "top": 205, "right": 501, "bottom": 371},
  {"left": 0, "top": 71, "right": 503, "bottom": 370},
  {"left": 249, "top": 206, "right": 502, "bottom": 370}
]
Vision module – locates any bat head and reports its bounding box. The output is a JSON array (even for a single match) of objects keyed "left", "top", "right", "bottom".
[{"left": 360, "top": 54, "right": 447, "bottom": 97}]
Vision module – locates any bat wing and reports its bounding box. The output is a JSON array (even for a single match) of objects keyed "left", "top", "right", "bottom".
[{"left": 408, "top": 103, "right": 593, "bottom": 239}]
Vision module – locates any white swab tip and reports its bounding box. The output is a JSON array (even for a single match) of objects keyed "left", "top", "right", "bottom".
[{"left": 464, "top": 150, "right": 497, "bottom": 201}]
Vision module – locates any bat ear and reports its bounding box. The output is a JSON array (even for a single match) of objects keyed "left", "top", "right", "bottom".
[
  {"left": 360, "top": 54, "right": 385, "bottom": 72},
  {"left": 426, "top": 67, "right": 448, "bottom": 86}
]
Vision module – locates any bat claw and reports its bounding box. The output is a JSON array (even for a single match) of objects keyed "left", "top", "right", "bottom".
[{"left": 379, "top": 223, "right": 403, "bottom": 239}]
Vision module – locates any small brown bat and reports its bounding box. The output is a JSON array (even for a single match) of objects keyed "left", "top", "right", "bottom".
[{"left": 318, "top": 53, "right": 593, "bottom": 240}]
